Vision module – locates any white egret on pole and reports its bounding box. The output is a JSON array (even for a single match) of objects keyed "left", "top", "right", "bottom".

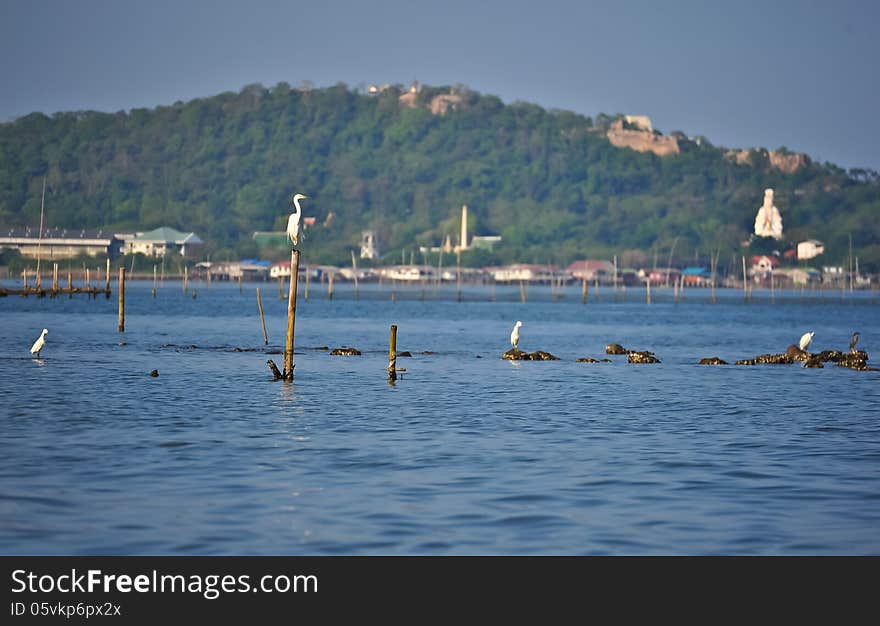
[
  {"left": 510, "top": 320, "right": 522, "bottom": 350},
  {"left": 287, "top": 194, "right": 307, "bottom": 248},
  {"left": 798, "top": 331, "right": 814, "bottom": 352},
  {"left": 30, "top": 328, "right": 48, "bottom": 357}
]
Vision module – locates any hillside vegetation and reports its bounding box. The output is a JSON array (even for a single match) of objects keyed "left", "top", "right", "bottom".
[{"left": 1, "top": 82, "right": 878, "bottom": 270}]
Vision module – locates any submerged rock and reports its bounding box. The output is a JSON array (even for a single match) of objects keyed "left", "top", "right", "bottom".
[
  {"left": 803, "top": 356, "right": 824, "bottom": 368},
  {"left": 330, "top": 347, "right": 362, "bottom": 356},
  {"left": 605, "top": 343, "right": 628, "bottom": 355},
  {"left": 576, "top": 357, "right": 612, "bottom": 363},
  {"left": 627, "top": 350, "right": 660, "bottom": 364},
  {"left": 699, "top": 357, "right": 728, "bottom": 365},
  {"left": 502, "top": 348, "right": 560, "bottom": 361},
  {"left": 735, "top": 353, "right": 794, "bottom": 365},
  {"left": 149, "top": 369, "right": 159, "bottom": 377},
  {"left": 397, "top": 351, "right": 413, "bottom": 357}
]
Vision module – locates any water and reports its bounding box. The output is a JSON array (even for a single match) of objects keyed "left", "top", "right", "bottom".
[{"left": 1, "top": 280, "right": 878, "bottom": 554}]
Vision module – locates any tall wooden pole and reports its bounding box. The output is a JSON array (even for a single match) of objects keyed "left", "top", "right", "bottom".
[
  {"left": 742, "top": 256, "right": 748, "bottom": 304},
  {"left": 152, "top": 264, "right": 157, "bottom": 298},
  {"left": 118, "top": 267, "right": 125, "bottom": 332},
  {"left": 282, "top": 250, "right": 300, "bottom": 380},
  {"left": 304, "top": 266, "right": 310, "bottom": 301},
  {"left": 646, "top": 276, "right": 651, "bottom": 304},
  {"left": 256, "top": 287, "right": 269, "bottom": 345},
  {"left": 388, "top": 324, "right": 398, "bottom": 382},
  {"left": 351, "top": 250, "right": 359, "bottom": 301}
]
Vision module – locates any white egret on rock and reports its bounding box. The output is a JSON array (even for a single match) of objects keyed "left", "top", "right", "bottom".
[
  {"left": 30, "top": 328, "right": 48, "bottom": 357},
  {"left": 798, "top": 331, "right": 814, "bottom": 351},
  {"left": 510, "top": 320, "right": 522, "bottom": 350},
  {"left": 286, "top": 193, "right": 307, "bottom": 248},
  {"left": 849, "top": 331, "right": 860, "bottom": 353}
]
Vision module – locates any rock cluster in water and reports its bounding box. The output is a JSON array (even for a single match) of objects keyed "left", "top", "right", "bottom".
[
  {"left": 699, "top": 357, "right": 728, "bottom": 365},
  {"left": 604, "top": 343, "right": 660, "bottom": 363},
  {"left": 734, "top": 347, "right": 871, "bottom": 370},
  {"left": 576, "top": 357, "right": 612, "bottom": 363},
  {"left": 502, "top": 348, "right": 560, "bottom": 361},
  {"left": 627, "top": 350, "right": 661, "bottom": 364},
  {"left": 330, "top": 347, "right": 362, "bottom": 356},
  {"left": 735, "top": 353, "right": 795, "bottom": 365}
]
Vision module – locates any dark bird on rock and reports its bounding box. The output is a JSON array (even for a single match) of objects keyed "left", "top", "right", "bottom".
[{"left": 849, "top": 331, "right": 860, "bottom": 353}]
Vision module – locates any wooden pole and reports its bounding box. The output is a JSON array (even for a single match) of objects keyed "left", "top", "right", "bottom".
[
  {"left": 183, "top": 265, "right": 188, "bottom": 293},
  {"left": 152, "top": 264, "right": 157, "bottom": 298},
  {"left": 519, "top": 280, "right": 526, "bottom": 303},
  {"left": 52, "top": 263, "right": 58, "bottom": 292},
  {"left": 456, "top": 251, "right": 462, "bottom": 303},
  {"left": 105, "top": 257, "right": 111, "bottom": 298},
  {"left": 742, "top": 256, "right": 748, "bottom": 304},
  {"left": 238, "top": 273, "right": 242, "bottom": 295},
  {"left": 282, "top": 249, "right": 300, "bottom": 380},
  {"left": 388, "top": 324, "right": 398, "bottom": 382},
  {"left": 118, "top": 267, "right": 125, "bottom": 332},
  {"left": 278, "top": 275, "right": 283, "bottom": 299},
  {"left": 86, "top": 268, "right": 90, "bottom": 296},
  {"left": 304, "top": 266, "right": 310, "bottom": 301},
  {"left": 328, "top": 271, "right": 334, "bottom": 300},
  {"left": 351, "top": 251, "right": 359, "bottom": 301},
  {"left": 582, "top": 278, "right": 588, "bottom": 304},
  {"left": 256, "top": 287, "right": 269, "bottom": 345},
  {"left": 646, "top": 276, "right": 651, "bottom": 304}
]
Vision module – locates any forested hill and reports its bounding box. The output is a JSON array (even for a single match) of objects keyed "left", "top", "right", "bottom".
[{"left": 1, "top": 82, "right": 878, "bottom": 269}]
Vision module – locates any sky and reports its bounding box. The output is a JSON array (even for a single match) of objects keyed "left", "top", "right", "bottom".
[{"left": 2, "top": 0, "right": 879, "bottom": 170}]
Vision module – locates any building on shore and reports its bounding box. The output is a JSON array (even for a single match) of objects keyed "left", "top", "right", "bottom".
[
  {"left": 122, "top": 227, "right": 203, "bottom": 258},
  {"left": 0, "top": 226, "right": 119, "bottom": 259}
]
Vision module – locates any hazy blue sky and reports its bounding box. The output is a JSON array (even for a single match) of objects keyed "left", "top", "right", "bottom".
[{"left": 2, "top": 0, "right": 878, "bottom": 169}]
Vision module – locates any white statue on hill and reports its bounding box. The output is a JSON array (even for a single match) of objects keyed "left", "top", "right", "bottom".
[{"left": 754, "top": 188, "right": 783, "bottom": 239}]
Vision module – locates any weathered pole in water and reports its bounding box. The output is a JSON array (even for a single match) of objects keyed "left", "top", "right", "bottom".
[
  {"left": 519, "top": 280, "right": 526, "bottom": 303},
  {"left": 351, "top": 251, "right": 359, "bottom": 301},
  {"left": 742, "top": 256, "right": 748, "bottom": 304},
  {"left": 105, "top": 258, "right": 111, "bottom": 298},
  {"left": 182, "top": 265, "right": 189, "bottom": 293},
  {"left": 328, "top": 271, "right": 334, "bottom": 300},
  {"left": 388, "top": 324, "right": 398, "bottom": 382},
  {"left": 256, "top": 287, "right": 268, "bottom": 345},
  {"left": 238, "top": 273, "right": 242, "bottom": 295},
  {"left": 152, "top": 264, "right": 157, "bottom": 298},
  {"left": 582, "top": 278, "right": 588, "bottom": 304},
  {"left": 304, "top": 266, "right": 310, "bottom": 301},
  {"left": 52, "top": 263, "right": 58, "bottom": 293},
  {"left": 118, "top": 267, "right": 125, "bottom": 332},
  {"left": 277, "top": 275, "right": 283, "bottom": 299},
  {"left": 646, "top": 276, "right": 651, "bottom": 304},
  {"left": 282, "top": 249, "right": 300, "bottom": 380},
  {"left": 456, "top": 251, "right": 462, "bottom": 303}
]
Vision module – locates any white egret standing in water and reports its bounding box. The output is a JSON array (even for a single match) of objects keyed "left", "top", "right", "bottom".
[
  {"left": 30, "top": 328, "right": 48, "bottom": 357},
  {"left": 286, "top": 193, "right": 307, "bottom": 248},
  {"left": 510, "top": 321, "right": 522, "bottom": 350},
  {"left": 798, "top": 331, "right": 814, "bottom": 351}
]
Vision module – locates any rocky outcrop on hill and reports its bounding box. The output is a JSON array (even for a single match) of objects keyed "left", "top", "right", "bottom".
[{"left": 606, "top": 120, "right": 679, "bottom": 157}]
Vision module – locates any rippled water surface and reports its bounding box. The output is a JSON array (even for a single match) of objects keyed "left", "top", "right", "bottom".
[{"left": 1, "top": 280, "right": 879, "bottom": 554}]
